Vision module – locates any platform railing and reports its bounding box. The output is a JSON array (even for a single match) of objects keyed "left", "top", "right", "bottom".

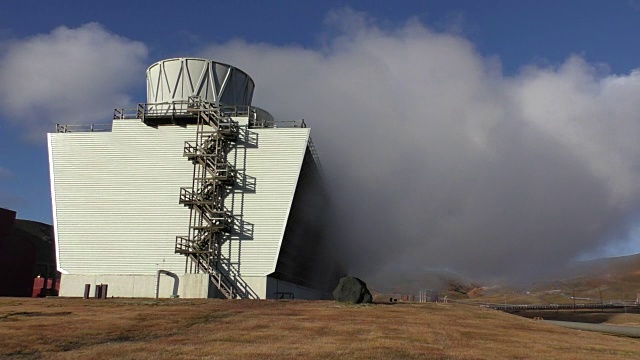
[{"left": 55, "top": 123, "right": 112, "bottom": 133}]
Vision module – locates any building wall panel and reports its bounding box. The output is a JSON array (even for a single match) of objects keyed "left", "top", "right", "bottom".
[{"left": 49, "top": 119, "right": 308, "bottom": 281}]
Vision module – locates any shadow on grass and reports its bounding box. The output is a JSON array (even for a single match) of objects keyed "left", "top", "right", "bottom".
[
  {"left": 0, "top": 311, "right": 72, "bottom": 322},
  {"left": 3, "top": 350, "right": 41, "bottom": 359},
  {"left": 185, "top": 311, "right": 232, "bottom": 327}
]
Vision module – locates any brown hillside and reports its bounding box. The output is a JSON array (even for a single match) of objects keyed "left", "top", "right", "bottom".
[{"left": 528, "top": 253, "right": 640, "bottom": 303}]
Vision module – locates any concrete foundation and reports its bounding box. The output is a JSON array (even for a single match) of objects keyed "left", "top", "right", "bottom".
[
  {"left": 59, "top": 273, "right": 209, "bottom": 298},
  {"left": 59, "top": 273, "right": 325, "bottom": 299}
]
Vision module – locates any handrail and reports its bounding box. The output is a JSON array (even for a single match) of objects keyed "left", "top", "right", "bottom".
[
  {"left": 218, "top": 254, "right": 260, "bottom": 299},
  {"left": 307, "top": 136, "right": 323, "bottom": 174},
  {"left": 270, "top": 120, "right": 306, "bottom": 128},
  {"left": 193, "top": 252, "right": 236, "bottom": 298},
  {"left": 114, "top": 100, "right": 275, "bottom": 127},
  {"left": 55, "top": 123, "right": 112, "bottom": 133}
]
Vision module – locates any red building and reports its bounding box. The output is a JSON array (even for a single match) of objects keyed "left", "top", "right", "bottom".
[{"left": 0, "top": 207, "right": 58, "bottom": 297}]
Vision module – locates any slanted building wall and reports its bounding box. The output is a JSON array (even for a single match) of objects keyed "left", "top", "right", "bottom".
[{"left": 49, "top": 117, "right": 316, "bottom": 298}]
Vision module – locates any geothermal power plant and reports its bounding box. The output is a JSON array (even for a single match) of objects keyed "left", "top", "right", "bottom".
[{"left": 48, "top": 57, "right": 341, "bottom": 299}]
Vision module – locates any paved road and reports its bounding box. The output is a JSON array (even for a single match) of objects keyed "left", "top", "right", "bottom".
[
  {"left": 543, "top": 320, "right": 640, "bottom": 338},
  {"left": 488, "top": 303, "right": 636, "bottom": 311}
]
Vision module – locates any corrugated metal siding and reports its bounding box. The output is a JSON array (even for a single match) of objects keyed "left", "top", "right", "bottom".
[
  {"left": 49, "top": 119, "right": 308, "bottom": 276},
  {"left": 224, "top": 128, "right": 309, "bottom": 276},
  {"left": 50, "top": 120, "right": 194, "bottom": 274}
]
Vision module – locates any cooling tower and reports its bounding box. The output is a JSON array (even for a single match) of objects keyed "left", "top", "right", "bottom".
[
  {"left": 146, "top": 58, "right": 255, "bottom": 115},
  {"left": 48, "top": 57, "right": 342, "bottom": 300}
]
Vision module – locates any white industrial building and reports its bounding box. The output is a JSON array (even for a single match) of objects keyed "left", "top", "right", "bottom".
[{"left": 48, "top": 58, "right": 341, "bottom": 299}]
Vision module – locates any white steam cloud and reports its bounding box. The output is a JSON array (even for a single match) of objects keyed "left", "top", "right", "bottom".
[
  {"left": 3, "top": 12, "right": 639, "bottom": 284},
  {"left": 0, "top": 23, "right": 148, "bottom": 139},
  {"left": 200, "top": 9, "right": 640, "bottom": 282}
]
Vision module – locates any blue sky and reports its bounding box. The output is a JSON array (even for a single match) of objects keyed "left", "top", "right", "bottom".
[
  {"left": 2, "top": 1, "right": 640, "bottom": 271},
  {"left": 4, "top": 1, "right": 640, "bottom": 74}
]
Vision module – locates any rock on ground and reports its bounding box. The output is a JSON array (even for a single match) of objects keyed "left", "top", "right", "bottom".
[{"left": 332, "top": 276, "right": 372, "bottom": 303}]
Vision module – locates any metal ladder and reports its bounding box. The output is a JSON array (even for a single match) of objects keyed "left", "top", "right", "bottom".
[{"left": 175, "top": 96, "right": 241, "bottom": 299}]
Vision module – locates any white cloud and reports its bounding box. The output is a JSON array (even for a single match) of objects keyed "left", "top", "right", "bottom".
[
  {"left": 0, "top": 23, "right": 148, "bottom": 139},
  {"left": 4, "top": 14, "right": 638, "bottom": 283},
  {"left": 200, "top": 8, "right": 640, "bottom": 282}
]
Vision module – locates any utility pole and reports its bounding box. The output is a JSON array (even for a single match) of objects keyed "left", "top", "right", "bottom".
[
  {"left": 598, "top": 287, "right": 603, "bottom": 313},
  {"left": 572, "top": 288, "right": 576, "bottom": 312}
]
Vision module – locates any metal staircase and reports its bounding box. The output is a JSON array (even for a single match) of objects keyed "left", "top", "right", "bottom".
[{"left": 175, "top": 96, "right": 242, "bottom": 299}]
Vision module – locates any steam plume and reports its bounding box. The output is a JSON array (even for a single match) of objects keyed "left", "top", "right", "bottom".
[{"left": 201, "top": 9, "right": 640, "bottom": 283}]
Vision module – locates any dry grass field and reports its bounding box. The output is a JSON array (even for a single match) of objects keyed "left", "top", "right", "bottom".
[{"left": 2, "top": 298, "right": 640, "bottom": 359}]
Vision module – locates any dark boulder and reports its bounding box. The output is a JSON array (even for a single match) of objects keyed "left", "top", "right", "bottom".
[{"left": 332, "top": 276, "right": 372, "bottom": 303}]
